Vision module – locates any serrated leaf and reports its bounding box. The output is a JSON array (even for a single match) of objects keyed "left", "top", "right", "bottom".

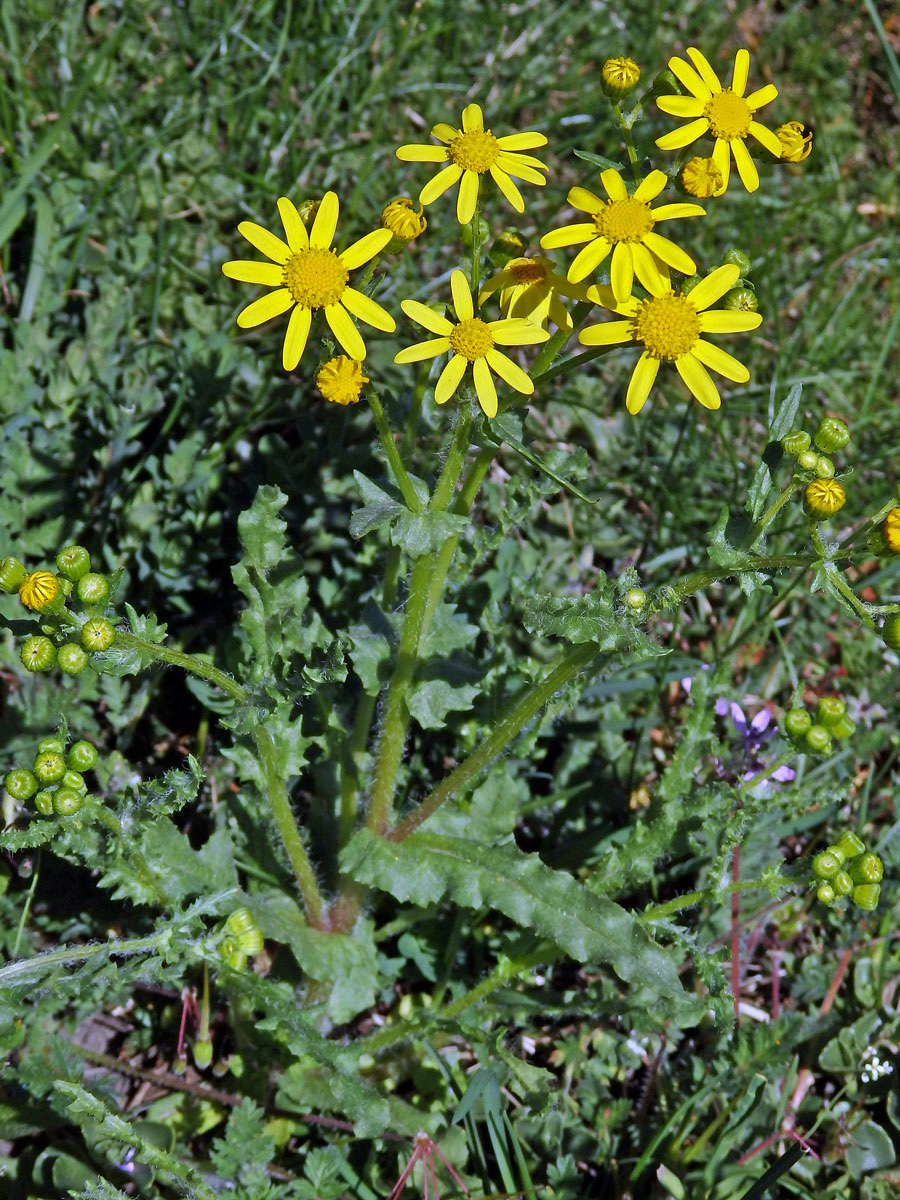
[
  {"left": 391, "top": 509, "right": 468, "bottom": 558},
  {"left": 94, "top": 603, "right": 168, "bottom": 676},
  {"left": 237, "top": 484, "right": 289, "bottom": 571},
  {"left": 408, "top": 675, "right": 481, "bottom": 729},
  {"left": 523, "top": 587, "right": 615, "bottom": 645},
  {"left": 0, "top": 818, "right": 64, "bottom": 852},
  {"left": 341, "top": 830, "right": 684, "bottom": 997},
  {"left": 349, "top": 470, "right": 405, "bottom": 539},
  {"left": 347, "top": 599, "right": 398, "bottom": 695},
  {"left": 573, "top": 148, "right": 626, "bottom": 171},
  {"left": 210, "top": 1098, "right": 275, "bottom": 1189},
  {"left": 747, "top": 383, "right": 802, "bottom": 521}
]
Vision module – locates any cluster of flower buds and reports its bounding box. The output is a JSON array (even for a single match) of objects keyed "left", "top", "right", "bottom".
[
  {"left": 4, "top": 736, "right": 99, "bottom": 818},
  {"left": 782, "top": 417, "right": 850, "bottom": 519},
  {"left": 812, "top": 830, "right": 883, "bottom": 911},
  {"left": 0, "top": 545, "right": 116, "bottom": 675},
  {"left": 218, "top": 907, "right": 264, "bottom": 971},
  {"left": 783, "top": 695, "right": 855, "bottom": 757},
  {"left": 683, "top": 248, "right": 757, "bottom": 312}
]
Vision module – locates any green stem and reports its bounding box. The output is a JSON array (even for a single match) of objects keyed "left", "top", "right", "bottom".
[
  {"left": 387, "top": 641, "right": 597, "bottom": 841},
  {"left": 612, "top": 101, "right": 641, "bottom": 184},
  {"left": 641, "top": 875, "right": 794, "bottom": 924},
  {"left": 824, "top": 560, "right": 878, "bottom": 630},
  {"left": 113, "top": 631, "right": 246, "bottom": 703},
  {"left": 739, "top": 752, "right": 796, "bottom": 791},
  {"left": 647, "top": 554, "right": 825, "bottom": 614},
  {"left": 743, "top": 482, "right": 801, "bottom": 548},
  {"left": 469, "top": 191, "right": 483, "bottom": 300},
  {"left": 365, "top": 387, "right": 422, "bottom": 513}
]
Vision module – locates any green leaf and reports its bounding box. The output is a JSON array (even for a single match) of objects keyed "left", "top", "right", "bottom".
[
  {"left": 237, "top": 484, "right": 289, "bottom": 571},
  {"left": 707, "top": 505, "right": 768, "bottom": 597},
  {"left": 746, "top": 383, "right": 803, "bottom": 521},
  {"left": 573, "top": 148, "right": 626, "bottom": 171},
  {"left": 95, "top": 603, "right": 168, "bottom": 676},
  {"left": 391, "top": 509, "right": 468, "bottom": 558},
  {"left": 523, "top": 588, "right": 616, "bottom": 645},
  {"left": 847, "top": 1119, "right": 896, "bottom": 1178},
  {"left": 341, "top": 830, "right": 685, "bottom": 998},
  {"left": 210, "top": 1099, "right": 275, "bottom": 1190},
  {"left": 349, "top": 471, "right": 405, "bottom": 539},
  {"left": 407, "top": 674, "right": 481, "bottom": 729},
  {"left": 347, "top": 600, "right": 398, "bottom": 696}
]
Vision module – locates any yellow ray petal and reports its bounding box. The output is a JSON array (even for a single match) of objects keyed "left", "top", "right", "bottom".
[
  {"left": 450, "top": 270, "right": 474, "bottom": 320},
  {"left": 397, "top": 143, "right": 451, "bottom": 162},
  {"left": 282, "top": 305, "right": 312, "bottom": 371},
  {"left": 567, "top": 186, "right": 603, "bottom": 214},
  {"left": 676, "top": 353, "right": 721, "bottom": 408},
  {"left": 650, "top": 202, "right": 706, "bottom": 221},
  {"left": 547, "top": 294, "right": 574, "bottom": 330},
  {"left": 633, "top": 170, "right": 668, "bottom": 203},
  {"left": 699, "top": 309, "right": 762, "bottom": 333},
  {"left": 600, "top": 168, "right": 628, "bottom": 202},
  {"left": 489, "top": 165, "right": 524, "bottom": 213},
  {"left": 420, "top": 163, "right": 464, "bottom": 206},
  {"left": 324, "top": 302, "right": 365, "bottom": 359},
  {"left": 692, "top": 339, "right": 751, "bottom": 382},
  {"left": 394, "top": 336, "right": 451, "bottom": 364},
  {"left": 666, "top": 55, "right": 713, "bottom": 100},
  {"left": 472, "top": 357, "right": 498, "bottom": 417},
  {"left": 732, "top": 48, "right": 750, "bottom": 96},
  {"left": 431, "top": 123, "right": 459, "bottom": 143},
  {"left": 490, "top": 318, "right": 550, "bottom": 346},
  {"left": 579, "top": 318, "right": 634, "bottom": 346},
  {"left": 496, "top": 155, "right": 546, "bottom": 185},
  {"left": 655, "top": 118, "right": 710, "bottom": 152},
  {"left": 540, "top": 222, "right": 596, "bottom": 250},
  {"left": 712, "top": 137, "right": 732, "bottom": 191},
  {"left": 461, "top": 103, "right": 484, "bottom": 132},
  {"left": 631, "top": 242, "right": 669, "bottom": 294},
  {"left": 586, "top": 284, "right": 634, "bottom": 315},
  {"left": 685, "top": 46, "right": 723, "bottom": 94},
  {"left": 486, "top": 348, "right": 535, "bottom": 393},
  {"left": 656, "top": 96, "right": 706, "bottom": 118},
  {"left": 731, "top": 138, "right": 759, "bottom": 192},
  {"left": 643, "top": 230, "right": 696, "bottom": 275},
  {"left": 688, "top": 263, "right": 740, "bottom": 311},
  {"left": 496, "top": 131, "right": 547, "bottom": 150},
  {"left": 237, "top": 221, "right": 291, "bottom": 265},
  {"left": 400, "top": 299, "right": 454, "bottom": 336},
  {"left": 222, "top": 260, "right": 284, "bottom": 286},
  {"left": 610, "top": 242, "right": 634, "bottom": 304},
  {"left": 457, "top": 170, "right": 479, "bottom": 224},
  {"left": 341, "top": 287, "right": 395, "bottom": 332},
  {"left": 434, "top": 354, "right": 467, "bottom": 404},
  {"left": 626, "top": 353, "right": 660, "bottom": 414},
  {"left": 277, "top": 197, "right": 309, "bottom": 253},
  {"left": 745, "top": 83, "right": 778, "bottom": 110},
  {"left": 236, "top": 289, "right": 294, "bottom": 329},
  {"left": 749, "top": 121, "right": 783, "bottom": 158},
  {"left": 310, "top": 191, "right": 339, "bottom": 250},
  {"left": 568, "top": 237, "right": 612, "bottom": 282},
  {"left": 340, "top": 227, "right": 393, "bottom": 271}
]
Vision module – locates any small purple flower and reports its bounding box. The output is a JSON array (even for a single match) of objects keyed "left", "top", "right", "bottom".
[{"left": 722, "top": 701, "right": 796, "bottom": 783}]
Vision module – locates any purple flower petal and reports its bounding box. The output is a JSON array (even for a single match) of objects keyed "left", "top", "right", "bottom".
[
  {"left": 715, "top": 698, "right": 730, "bottom": 716},
  {"left": 772, "top": 765, "right": 796, "bottom": 782},
  {"left": 730, "top": 702, "right": 748, "bottom": 736},
  {"left": 750, "top": 709, "right": 771, "bottom": 735}
]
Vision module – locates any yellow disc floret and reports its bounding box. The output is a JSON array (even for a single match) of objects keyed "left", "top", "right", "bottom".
[
  {"left": 595, "top": 197, "right": 655, "bottom": 244},
  {"left": 884, "top": 507, "right": 900, "bottom": 553},
  {"left": 507, "top": 258, "right": 549, "bottom": 284},
  {"left": 382, "top": 197, "right": 427, "bottom": 244},
  {"left": 776, "top": 121, "right": 813, "bottom": 163},
  {"left": 450, "top": 318, "right": 495, "bottom": 361},
  {"left": 316, "top": 356, "right": 369, "bottom": 406},
  {"left": 19, "top": 570, "right": 60, "bottom": 611},
  {"left": 449, "top": 129, "right": 500, "bottom": 174},
  {"left": 682, "top": 156, "right": 724, "bottom": 198},
  {"left": 631, "top": 294, "right": 701, "bottom": 360},
  {"left": 703, "top": 90, "right": 753, "bottom": 140},
  {"left": 282, "top": 248, "right": 349, "bottom": 309}
]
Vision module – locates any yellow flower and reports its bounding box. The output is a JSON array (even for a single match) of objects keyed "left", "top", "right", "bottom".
[
  {"left": 540, "top": 168, "right": 704, "bottom": 303},
  {"left": 478, "top": 256, "right": 589, "bottom": 331},
  {"left": 396, "top": 103, "right": 548, "bottom": 225},
  {"left": 381, "top": 197, "right": 427, "bottom": 248},
  {"left": 394, "top": 269, "right": 549, "bottom": 418},
  {"left": 19, "top": 570, "right": 59, "bottom": 611},
  {"left": 655, "top": 46, "right": 782, "bottom": 193},
  {"left": 601, "top": 56, "right": 640, "bottom": 98},
  {"left": 805, "top": 479, "right": 846, "bottom": 519},
  {"left": 681, "top": 156, "right": 725, "bottom": 198},
  {"left": 317, "top": 357, "right": 368, "bottom": 406},
  {"left": 884, "top": 508, "right": 900, "bottom": 553},
  {"left": 776, "top": 121, "right": 813, "bottom": 163},
  {"left": 222, "top": 192, "right": 395, "bottom": 371},
  {"left": 579, "top": 263, "right": 762, "bottom": 414}
]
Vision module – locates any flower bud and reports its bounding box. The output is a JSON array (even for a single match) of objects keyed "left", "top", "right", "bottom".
[
  {"left": 56, "top": 545, "right": 92, "bottom": 582},
  {"left": 867, "top": 527, "right": 888, "bottom": 555},
  {"left": 680, "top": 274, "right": 703, "bottom": 295},
  {"left": 723, "top": 287, "right": 758, "bottom": 312},
  {"left": 5, "top": 768, "right": 38, "bottom": 801},
  {"left": 804, "top": 724, "right": 832, "bottom": 755},
  {"left": 884, "top": 508, "right": 900, "bottom": 554},
  {"left": 624, "top": 587, "right": 647, "bottom": 614},
  {"left": 829, "top": 715, "right": 856, "bottom": 740},
  {"left": 58, "top": 643, "right": 89, "bottom": 675},
  {"left": 381, "top": 197, "right": 426, "bottom": 251},
  {"left": 0, "top": 556, "right": 26, "bottom": 593},
  {"left": 38, "top": 738, "right": 65, "bottom": 755},
  {"left": 33, "top": 752, "right": 67, "bottom": 785},
  {"left": 849, "top": 852, "right": 883, "bottom": 885},
  {"left": 825, "top": 843, "right": 847, "bottom": 866},
  {"left": 797, "top": 450, "right": 818, "bottom": 471},
  {"left": 81, "top": 618, "right": 116, "bottom": 652},
  {"left": 813, "top": 418, "right": 849, "bottom": 454},
  {"left": 783, "top": 708, "right": 812, "bottom": 740},
  {"left": 316, "top": 356, "right": 368, "bottom": 407},
  {"left": 681, "top": 157, "right": 724, "bottom": 198},
  {"left": 601, "top": 56, "right": 640, "bottom": 99},
  {"left": 172, "top": 1051, "right": 188, "bottom": 1076},
  {"left": 812, "top": 850, "right": 841, "bottom": 880},
  {"left": 816, "top": 696, "right": 845, "bottom": 728},
  {"left": 776, "top": 121, "right": 812, "bottom": 163},
  {"left": 782, "top": 431, "right": 811, "bottom": 456},
  {"left": 814, "top": 456, "right": 835, "bottom": 479},
  {"left": 34, "top": 789, "right": 56, "bottom": 816},
  {"left": 816, "top": 882, "right": 836, "bottom": 904},
  {"left": 68, "top": 741, "right": 98, "bottom": 772},
  {"left": 20, "top": 635, "right": 57, "bottom": 672},
  {"left": 53, "top": 787, "right": 84, "bottom": 816},
  {"left": 837, "top": 831, "right": 866, "bottom": 859},
  {"left": 852, "top": 883, "right": 881, "bottom": 911},
  {"left": 62, "top": 770, "right": 87, "bottom": 794},
  {"left": 804, "top": 479, "right": 845, "bottom": 519},
  {"left": 77, "top": 572, "right": 110, "bottom": 607},
  {"left": 297, "top": 199, "right": 319, "bottom": 228},
  {"left": 832, "top": 869, "right": 853, "bottom": 897},
  {"left": 882, "top": 614, "right": 900, "bottom": 651},
  {"left": 193, "top": 1035, "right": 214, "bottom": 1070},
  {"left": 19, "top": 571, "right": 60, "bottom": 612},
  {"left": 488, "top": 228, "right": 527, "bottom": 268},
  {"left": 722, "top": 248, "right": 752, "bottom": 275}
]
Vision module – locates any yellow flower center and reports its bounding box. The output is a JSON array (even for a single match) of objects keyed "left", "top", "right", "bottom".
[
  {"left": 682, "top": 156, "right": 724, "bottom": 199},
  {"left": 282, "top": 248, "right": 348, "bottom": 309},
  {"left": 507, "top": 258, "right": 549, "bottom": 284},
  {"left": 19, "top": 570, "right": 59, "bottom": 611},
  {"left": 450, "top": 317, "right": 494, "bottom": 361},
  {"left": 449, "top": 129, "right": 500, "bottom": 174},
  {"left": 316, "top": 356, "right": 369, "bottom": 406},
  {"left": 884, "top": 507, "right": 900, "bottom": 553},
  {"left": 631, "top": 293, "right": 701, "bottom": 360},
  {"left": 594, "top": 197, "right": 654, "bottom": 244},
  {"left": 703, "top": 89, "right": 752, "bottom": 140}
]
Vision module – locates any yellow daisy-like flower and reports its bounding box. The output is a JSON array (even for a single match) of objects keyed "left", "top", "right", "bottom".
[
  {"left": 381, "top": 197, "right": 427, "bottom": 248},
  {"left": 579, "top": 263, "right": 762, "bottom": 414},
  {"left": 775, "top": 121, "right": 813, "bottom": 163},
  {"left": 317, "top": 356, "right": 368, "bottom": 406},
  {"left": 682, "top": 156, "right": 725, "bottom": 198},
  {"left": 478, "top": 256, "right": 589, "bottom": 331},
  {"left": 540, "top": 168, "right": 704, "bottom": 302},
  {"left": 394, "top": 269, "right": 549, "bottom": 418},
  {"left": 222, "top": 192, "right": 395, "bottom": 371},
  {"left": 396, "top": 103, "right": 548, "bottom": 226},
  {"left": 655, "top": 46, "right": 782, "bottom": 193},
  {"left": 19, "top": 570, "right": 59, "bottom": 611}
]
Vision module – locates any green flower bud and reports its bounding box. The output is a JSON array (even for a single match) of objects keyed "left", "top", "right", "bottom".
[
  {"left": 804, "top": 479, "right": 846, "bottom": 519},
  {"left": 488, "top": 228, "right": 527, "bottom": 269},
  {"left": 722, "top": 248, "right": 752, "bottom": 274},
  {"left": 0, "top": 556, "right": 26, "bottom": 593},
  {"left": 624, "top": 587, "right": 647, "bottom": 614},
  {"left": 601, "top": 55, "right": 641, "bottom": 99},
  {"left": 5, "top": 769, "right": 38, "bottom": 801},
  {"left": 62, "top": 770, "right": 87, "bottom": 794},
  {"left": 76, "top": 573, "right": 110, "bottom": 607},
  {"left": 837, "top": 832, "right": 866, "bottom": 859},
  {"left": 813, "top": 850, "right": 841, "bottom": 880},
  {"left": 68, "top": 741, "right": 98, "bottom": 772},
  {"left": 830, "top": 715, "right": 856, "bottom": 739},
  {"left": 814, "top": 456, "right": 835, "bottom": 480},
  {"left": 832, "top": 869, "right": 853, "bottom": 897},
  {"left": 849, "top": 852, "right": 883, "bottom": 885},
  {"left": 34, "top": 789, "right": 56, "bottom": 816},
  {"left": 56, "top": 545, "right": 92, "bottom": 582},
  {"left": 53, "top": 787, "right": 84, "bottom": 816},
  {"left": 33, "top": 752, "right": 67, "bottom": 785},
  {"left": 852, "top": 883, "right": 881, "bottom": 911},
  {"left": 680, "top": 274, "right": 703, "bottom": 295},
  {"left": 37, "top": 738, "right": 65, "bottom": 755},
  {"left": 816, "top": 883, "right": 836, "bottom": 904},
  {"left": 81, "top": 618, "right": 116, "bottom": 652},
  {"left": 20, "top": 636, "right": 57, "bottom": 672},
  {"left": 784, "top": 708, "right": 812, "bottom": 740},
  {"left": 867, "top": 527, "right": 888, "bottom": 555},
  {"left": 882, "top": 614, "right": 900, "bottom": 652},
  {"left": 797, "top": 450, "right": 819, "bottom": 471},
  {"left": 172, "top": 1052, "right": 188, "bottom": 1076},
  {"left": 804, "top": 724, "right": 833, "bottom": 755},
  {"left": 782, "top": 431, "right": 811, "bottom": 456},
  {"left": 813, "top": 418, "right": 850, "bottom": 454},
  {"left": 825, "top": 843, "right": 847, "bottom": 865},
  {"left": 238, "top": 927, "right": 264, "bottom": 956},
  {"left": 193, "top": 1036, "right": 213, "bottom": 1070},
  {"left": 723, "top": 287, "right": 758, "bottom": 312},
  {"left": 816, "top": 696, "right": 846, "bottom": 728},
  {"left": 58, "top": 643, "right": 89, "bottom": 675}
]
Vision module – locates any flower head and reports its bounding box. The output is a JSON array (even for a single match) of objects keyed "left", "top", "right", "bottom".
[
  {"left": 776, "top": 121, "right": 813, "bottom": 163},
  {"left": 396, "top": 103, "right": 548, "bottom": 225},
  {"left": 682, "top": 156, "right": 725, "bottom": 198},
  {"left": 381, "top": 197, "right": 427, "bottom": 249},
  {"left": 884, "top": 508, "right": 900, "bottom": 553},
  {"left": 394, "top": 269, "right": 549, "bottom": 418},
  {"left": 601, "top": 56, "right": 640, "bottom": 99},
  {"left": 317, "top": 356, "right": 368, "bottom": 406},
  {"left": 479, "top": 256, "right": 588, "bottom": 331},
  {"left": 655, "top": 47, "right": 782, "bottom": 193},
  {"left": 805, "top": 479, "right": 846, "bottom": 518},
  {"left": 222, "top": 192, "right": 395, "bottom": 371},
  {"left": 540, "top": 168, "right": 704, "bottom": 302},
  {"left": 722, "top": 702, "right": 796, "bottom": 783},
  {"left": 19, "top": 570, "right": 59, "bottom": 611},
  {"left": 579, "top": 263, "right": 763, "bottom": 413}
]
